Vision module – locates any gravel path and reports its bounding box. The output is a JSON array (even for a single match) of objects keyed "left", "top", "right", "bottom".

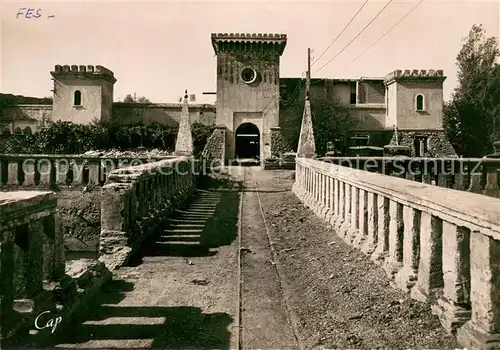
[{"left": 254, "top": 168, "right": 459, "bottom": 349}]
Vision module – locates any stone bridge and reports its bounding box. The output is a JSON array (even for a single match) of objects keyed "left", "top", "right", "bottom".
[{"left": 1, "top": 154, "right": 499, "bottom": 349}]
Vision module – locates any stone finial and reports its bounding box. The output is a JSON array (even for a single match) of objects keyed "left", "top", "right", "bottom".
[
  {"left": 428, "top": 69, "right": 436, "bottom": 76},
  {"left": 55, "top": 65, "right": 62, "bottom": 72},
  {"left": 63, "top": 65, "right": 70, "bottom": 72},
  {"left": 412, "top": 69, "right": 419, "bottom": 76},
  {"left": 87, "top": 65, "right": 95, "bottom": 72},
  {"left": 174, "top": 90, "right": 194, "bottom": 156},
  {"left": 420, "top": 69, "right": 427, "bottom": 76},
  {"left": 71, "top": 65, "right": 78, "bottom": 72},
  {"left": 79, "top": 65, "right": 86, "bottom": 73},
  {"left": 184, "top": 89, "right": 188, "bottom": 99},
  {"left": 296, "top": 98, "right": 316, "bottom": 158},
  {"left": 437, "top": 69, "right": 444, "bottom": 76},
  {"left": 404, "top": 69, "right": 411, "bottom": 76}
]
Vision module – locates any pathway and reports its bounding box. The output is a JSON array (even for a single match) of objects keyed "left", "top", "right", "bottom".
[{"left": 42, "top": 167, "right": 457, "bottom": 349}]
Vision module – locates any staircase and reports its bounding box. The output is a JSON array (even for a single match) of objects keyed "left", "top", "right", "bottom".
[{"left": 155, "top": 190, "right": 220, "bottom": 249}]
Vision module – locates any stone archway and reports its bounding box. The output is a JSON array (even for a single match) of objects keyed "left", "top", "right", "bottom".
[{"left": 235, "top": 122, "right": 260, "bottom": 159}]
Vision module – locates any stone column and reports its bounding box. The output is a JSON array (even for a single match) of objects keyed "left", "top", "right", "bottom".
[
  {"left": 337, "top": 183, "right": 351, "bottom": 239},
  {"left": 331, "top": 179, "right": 340, "bottom": 226},
  {"left": 431, "top": 222, "right": 471, "bottom": 334},
  {"left": 296, "top": 97, "right": 316, "bottom": 158},
  {"left": 383, "top": 200, "right": 404, "bottom": 279},
  {"left": 174, "top": 90, "right": 194, "bottom": 156},
  {"left": 394, "top": 206, "right": 421, "bottom": 292},
  {"left": 411, "top": 213, "right": 444, "bottom": 302},
  {"left": 484, "top": 165, "right": 499, "bottom": 198},
  {"left": 457, "top": 233, "right": 500, "bottom": 349},
  {"left": 346, "top": 186, "right": 359, "bottom": 244},
  {"left": 353, "top": 189, "right": 368, "bottom": 248},
  {"left": 361, "top": 192, "right": 378, "bottom": 255},
  {"left": 371, "top": 195, "right": 390, "bottom": 265}
]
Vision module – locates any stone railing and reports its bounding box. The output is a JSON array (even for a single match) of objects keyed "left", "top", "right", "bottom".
[
  {"left": 319, "top": 156, "right": 500, "bottom": 198},
  {"left": 0, "top": 154, "right": 175, "bottom": 190},
  {"left": 99, "top": 156, "right": 199, "bottom": 270},
  {"left": 293, "top": 157, "right": 500, "bottom": 349},
  {"left": 0, "top": 191, "right": 111, "bottom": 347}
]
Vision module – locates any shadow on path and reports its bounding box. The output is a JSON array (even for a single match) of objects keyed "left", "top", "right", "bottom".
[{"left": 46, "top": 279, "right": 233, "bottom": 349}]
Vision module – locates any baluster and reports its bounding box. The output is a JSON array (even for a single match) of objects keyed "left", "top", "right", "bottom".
[
  {"left": 371, "top": 195, "right": 390, "bottom": 265},
  {"left": 431, "top": 222, "right": 471, "bottom": 334},
  {"left": 383, "top": 200, "right": 404, "bottom": 279},
  {"left": 456, "top": 233, "right": 500, "bottom": 349},
  {"left": 411, "top": 213, "right": 444, "bottom": 302},
  {"left": 395, "top": 206, "right": 421, "bottom": 292}
]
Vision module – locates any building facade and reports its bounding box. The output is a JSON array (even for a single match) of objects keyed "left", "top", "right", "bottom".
[{"left": 0, "top": 33, "right": 454, "bottom": 158}]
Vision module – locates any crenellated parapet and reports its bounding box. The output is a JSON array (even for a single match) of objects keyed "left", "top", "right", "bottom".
[
  {"left": 50, "top": 64, "right": 117, "bottom": 83},
  {"left": 384, "top": 69, "right": 446, "bottom": 84},
  {"left": 211, "top": 32, "right": 287, "bottom": 55}
]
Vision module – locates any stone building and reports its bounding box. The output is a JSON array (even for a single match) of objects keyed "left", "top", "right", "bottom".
[{"left": 0, "top": 32, "right": 455, "bottom": 159}]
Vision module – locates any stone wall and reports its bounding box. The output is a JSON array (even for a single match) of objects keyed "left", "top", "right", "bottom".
[
  {"left": 388, "top": 131, "right": 457, "bottom": 157},
  {"left": 270, "top": 126, "right": 290, "bottom": 157},
  {"left": 293, "top": 157, "right": 500, "bottom": 349},
  {"left": 0, "top": 154, "right": 173, "bottom": 252},
  {"left": 0, "top": 191, "right": 111, "bottom": 348},
  {"left": 202, "top": 126, "right": 226, "bottom": 167},
  {"left": 99, "top": 156, "right": 198, "bottom": 270}
]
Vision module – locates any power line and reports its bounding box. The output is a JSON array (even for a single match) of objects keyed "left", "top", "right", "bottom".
[
  {"left": 313, "top": 0, "right": 394, "bottom": 75},
  {"left": 312, "top": 0, "right": 369, "bottom": 67},
  {"left": 347, "top": 0, "right": 423, "bottom": 66}
]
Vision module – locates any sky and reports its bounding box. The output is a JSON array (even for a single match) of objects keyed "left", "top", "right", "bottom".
[{"left": 1, "top": 0, "right": 499, "bottom": 105}]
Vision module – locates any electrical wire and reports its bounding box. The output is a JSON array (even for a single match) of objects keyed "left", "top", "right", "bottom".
[
  {"left": 312, "top": 0, "right": 369, "bottom": 67},
  {"left": 346, "top": 0, "right": 423, "bottom": 66},
  {"left": 313, "top": 0, "right": 394, "bottom": 75}
]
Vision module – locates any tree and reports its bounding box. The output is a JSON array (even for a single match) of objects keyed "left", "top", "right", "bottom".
[
  {"left": 443, "top": 24, "right": 500, "bottom": 156},
  {"left": 123, "top": 94, "right": 152, "bottom": 103},
  {"left": 280, "top": 91, "right": 359, "bottom": 156}
]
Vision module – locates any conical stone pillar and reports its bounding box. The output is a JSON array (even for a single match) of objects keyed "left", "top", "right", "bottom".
[
  {"left": 296, "top": 95, "right": 316, "bottom": 158},
  {"left": 174, "top": 90, "right": 193, "bottom": 156}
]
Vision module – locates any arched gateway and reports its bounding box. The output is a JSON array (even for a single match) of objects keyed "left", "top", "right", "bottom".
[{"left": 235, "top": 122, "right": 260, "bottom": 159}]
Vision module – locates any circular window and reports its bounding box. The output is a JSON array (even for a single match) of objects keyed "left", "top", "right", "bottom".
[{"left": 240, "top": 67, "right": 257, "bottom": 84}]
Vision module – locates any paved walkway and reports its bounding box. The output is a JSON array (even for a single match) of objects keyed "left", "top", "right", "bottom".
[{"left": 44, "top": 167, "right": 457, "bottom": 349}]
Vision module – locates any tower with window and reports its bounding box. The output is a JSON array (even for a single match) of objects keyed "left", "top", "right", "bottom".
[
  {"left": 211, "top": 33, "right": 287, "bottom": 161},
  {"left": 50, "top": 65, "right": 116, "bottom": 124},
  {"left": 384, "top": 69, "right": 446, "bottom": 131}
]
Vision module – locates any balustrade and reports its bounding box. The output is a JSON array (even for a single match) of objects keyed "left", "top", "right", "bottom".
[{"left": 293, "top": 157, "right": 500, "bottom": 349}]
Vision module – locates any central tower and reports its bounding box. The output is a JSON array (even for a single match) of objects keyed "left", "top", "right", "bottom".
[{"left": 211, "top": 33, "right": 287, "bottom": 162}]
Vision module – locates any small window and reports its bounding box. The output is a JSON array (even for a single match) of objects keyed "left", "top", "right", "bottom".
[
  {"left": 74, "top": 90, "right": 82, "bottom": 106},
  {"left": 416, "top": 94, "right": 424, "bottom": 111},
  {"left": 23, "top": 126, "right": 32, "bottom": 134},
  {"left": 350, "top": 83, "right": 357, "bottom": 104},
  {"left": 13, "top": 127, "right": 22, "bottom": 134}
]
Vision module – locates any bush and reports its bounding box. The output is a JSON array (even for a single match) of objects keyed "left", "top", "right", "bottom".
[{"left": 3, "top": 120, "right": 215, "bottom": 155}]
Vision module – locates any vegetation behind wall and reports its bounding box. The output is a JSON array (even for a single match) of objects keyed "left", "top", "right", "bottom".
[{"left": 2, "top": 120, "right": 215, "bottom": 156}]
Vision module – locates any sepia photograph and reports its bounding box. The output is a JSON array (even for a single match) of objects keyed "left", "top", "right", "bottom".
[{"left": 0, "top": 0, "right": 499, "bottom": 348}]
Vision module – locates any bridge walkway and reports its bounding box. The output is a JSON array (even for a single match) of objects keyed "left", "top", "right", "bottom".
[{"left": 43, "top": 167, "right": 457, "bottom": 349}]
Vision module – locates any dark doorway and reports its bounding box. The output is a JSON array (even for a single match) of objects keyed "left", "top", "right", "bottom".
[{"left": 235, "top": 123, "right": 260, "bottom": 159}]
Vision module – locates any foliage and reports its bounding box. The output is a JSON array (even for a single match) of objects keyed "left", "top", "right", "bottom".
[
  {"left": 3, "top": 120, "right": 214, "bottom": 155},
  {"left": 443, "top": 24, "right": 500, "bottom": 156},
  {"left": 279, "top": 90, "right": 359, "bottom": 155},
  {"left": 123, "top": 94, "right": 152, "bottom": 103}
]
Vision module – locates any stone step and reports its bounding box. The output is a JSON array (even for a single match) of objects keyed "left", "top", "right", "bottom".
[
  {"left": 155, "top": 241, "right": 200, "bottom": 246},
  {"left": 169, "top": 223, "right": 205, "bottom": 228},
  {"left": 168, "top": 218, "right": 207, "bottom": 223},
  {"left": 163, "top": 229, "right": 203, "bottom": 234},
  {"left": 158, "top": 235, "right": 200, "bottom": 242}
]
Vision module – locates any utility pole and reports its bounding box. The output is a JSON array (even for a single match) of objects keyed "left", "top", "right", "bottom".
[{"left": 306, "top": 48, "right": 311, "bottom": 99}]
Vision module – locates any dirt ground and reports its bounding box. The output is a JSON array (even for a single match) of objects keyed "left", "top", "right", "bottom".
[
  {"left": 41, "top": 166, "right": 459, "bottom": 350},
  {"left": 254, "top": 168, "right": 459, "bottom": 349}
]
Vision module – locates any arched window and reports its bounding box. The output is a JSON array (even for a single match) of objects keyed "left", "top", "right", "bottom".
[
  {"left": 23, "top": 126, "right": 32, "bottom": 134},
  {"left": 2, "top": 128, "right": 11, "bottom": 135},
  {"left": 416, "top": 94, "right": 424, "bottom": 111},
  {"left": 74, "top": 90, "right": 82, "bottom": 106},
  {"left": 13, "top": 127, "right": 22, "bottom": 134}
]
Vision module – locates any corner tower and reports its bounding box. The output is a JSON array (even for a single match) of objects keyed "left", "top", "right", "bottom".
[
  {"left": 211, "top": 33, "right": 287, "bottom": 161},
  {"left": 50, "top": 65, "right": 116, "bottom": 124}
]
